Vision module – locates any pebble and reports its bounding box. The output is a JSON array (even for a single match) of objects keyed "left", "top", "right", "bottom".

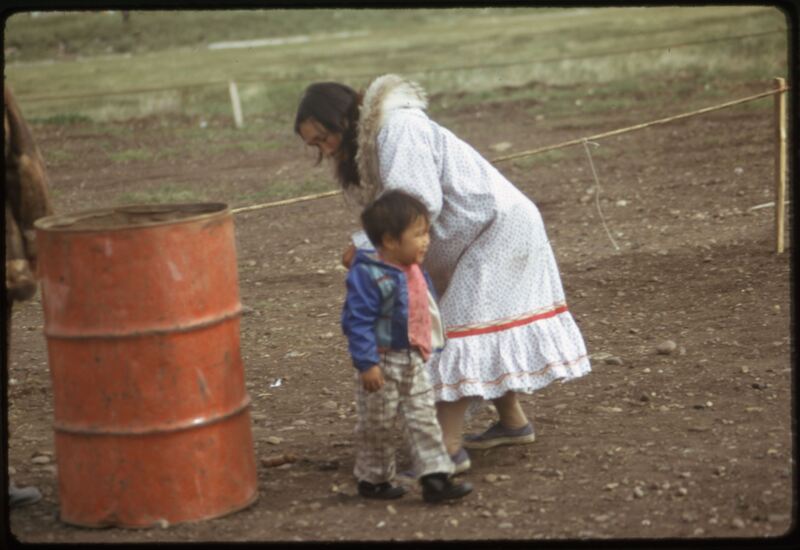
[
  {"left": 604, "top": 356, "right": 624, "bottom": 366},
  {"left": 489, "top": 141, "right": 513, "bottom": 152},
  {"left": 31, "top": 456, "right": 50, "bottom": 465},
  {"left": 387, "top": 505, "right": 397, "bottom": 515},
  {"left": 376, "top": 521, "right": 386, "bottom": 528},
  {"left": 480, "top": 510, "right": 493, "bottom": 518},
  {"left": 448, "top": 518, "right": 459, "bottom": 527},
  {"left": 265, "top": 436, "right": 283, "bottom": 445},
  {"left": 593, "top": 514, "right": 610, "bottom": 523},
  {"left": 321, "top": 401, "right": 338, "bottom": 410},
  {"left": 292, "top": 419, "right": 307, "bottom": 426},
  {"left": 484, "top": 474, "right": 499, "bottom": 483},
  {"left": 656, "top": 340, "right": 677, "bottom": 355},
  {"left": 740, "top": 366, "right": 750, "bottom": 374},
  {"left": 498, "top": 522, "right": 513, "bottom": 529},
  {"left": 495, "top": 509, "right": 508, "bottom": 518},
  {"left": 731, "top": 517, "right": 745, "bottom": 529},
  {"left": 633, "top": 487, "right": 645, "bottom": 498}
]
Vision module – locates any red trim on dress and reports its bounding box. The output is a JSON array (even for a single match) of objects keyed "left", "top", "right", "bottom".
[{"left": 446, "top": 304, "right": 570, "bottom": 339}]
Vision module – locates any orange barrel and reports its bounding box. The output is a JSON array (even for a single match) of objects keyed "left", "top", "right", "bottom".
[{"left": 34, "top": 203, "right": 258, "bottom": 528}]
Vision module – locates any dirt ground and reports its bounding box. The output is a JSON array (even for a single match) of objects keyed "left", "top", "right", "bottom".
[{"left": 4, "top": 80, "right": 794, "bottom": 544}]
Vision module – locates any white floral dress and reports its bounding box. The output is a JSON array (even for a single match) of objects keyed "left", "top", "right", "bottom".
[{"left": 351, "top": 74, "right": 590, "bottom": 403}]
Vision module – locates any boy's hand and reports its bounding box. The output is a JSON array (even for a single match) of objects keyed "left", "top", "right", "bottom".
[
  {"left": 360, "top": 365, "right": 384, "bottom": 392},
  {"left": 342, "top": 244, "right": 356, "bottom": 268}
]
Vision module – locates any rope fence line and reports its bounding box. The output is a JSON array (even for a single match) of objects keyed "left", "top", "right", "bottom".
[
  {"left": 489, "top": 85, "right": 789, "bottom": 163},
  {"left": 18, "top": 29, "right": 782, "bottom": 104},
  {"left": 232, "top": 80, "right": 791, "bottom": 255}
]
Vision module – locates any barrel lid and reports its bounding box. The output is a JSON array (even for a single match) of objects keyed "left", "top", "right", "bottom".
[{"left": 34, "top": 203, "right": 229, "bottom": 232}]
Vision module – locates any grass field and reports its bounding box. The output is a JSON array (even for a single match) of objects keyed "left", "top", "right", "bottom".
[{"left": 4, "top": 6, "right": 789, "bottom": 123}]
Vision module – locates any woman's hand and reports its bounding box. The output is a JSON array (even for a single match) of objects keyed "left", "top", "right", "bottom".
[
  {"left": 342, "top": 243, "right": 356, "bottom": 268},
  {"left": 360, "top": 365, "right": 384, "bottom": 392}
]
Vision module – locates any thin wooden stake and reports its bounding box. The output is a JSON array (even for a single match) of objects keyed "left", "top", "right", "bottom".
[
  {"left": 229, "top": 80, "right": 244, "bottom": 129},
  {"left": 774, "top": 77, "right": 787, "bottom": 254}
]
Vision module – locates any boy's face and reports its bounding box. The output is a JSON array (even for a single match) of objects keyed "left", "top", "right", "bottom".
[{"left": 381, "top": 215, "right": 430, "bottom": 266}]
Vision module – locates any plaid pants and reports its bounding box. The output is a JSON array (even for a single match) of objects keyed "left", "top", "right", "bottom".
[{"left": 353, "top": 350, "right": 454, "bottom": 484}]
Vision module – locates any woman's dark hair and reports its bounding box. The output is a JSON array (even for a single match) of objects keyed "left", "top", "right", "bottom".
[
  {"left": 294, "top": 82, "right": 361, "bottom": 189},
  {"left": 360, "top": 191, "right": 429, "bottom": 249}
]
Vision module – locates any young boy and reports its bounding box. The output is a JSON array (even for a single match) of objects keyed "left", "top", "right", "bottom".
[{"left": 341, "top": 191, "right": 472, "bottom": 503}]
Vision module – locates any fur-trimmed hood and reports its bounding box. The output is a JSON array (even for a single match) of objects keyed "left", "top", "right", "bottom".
[{"left": 350, "top": 74, "right": 428, "bottom": 206}]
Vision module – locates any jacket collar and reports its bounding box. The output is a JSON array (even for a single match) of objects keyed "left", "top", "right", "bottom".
[
  {"left": 350, "top": 74, "right": 428, "bottom": 206},
  {"left": 352, "top": 248, "right": 406, "bottom": 273}
]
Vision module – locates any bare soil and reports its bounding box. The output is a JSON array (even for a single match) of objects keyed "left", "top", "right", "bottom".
[{"left": 5, "top": 80, "right": 794, "bottom": 544}]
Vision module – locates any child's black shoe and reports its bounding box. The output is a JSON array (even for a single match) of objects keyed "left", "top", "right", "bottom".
[
  {"left": 357, "top": 480, "right": 407, "bottom": 500},
  {"left": 420, "top": 472, "right": 473, "bottom": 503}
]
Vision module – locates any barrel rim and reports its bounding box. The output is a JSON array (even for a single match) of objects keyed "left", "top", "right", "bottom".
[{"left": 34, "top": 202, "right": 230, "bottom": 232}]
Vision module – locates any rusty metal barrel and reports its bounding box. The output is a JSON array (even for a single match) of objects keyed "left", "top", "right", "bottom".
[{"left": 34, "top": 203, "right": 258, "bottom": 528}]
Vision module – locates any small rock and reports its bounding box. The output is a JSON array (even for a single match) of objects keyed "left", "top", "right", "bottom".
[
  {"left": 604, "top": 482, "right": 619, "bottom": 491},
  {"left": 292, "top": 419, "right": 307, "bottom": 426},
  {"left": 639, "top": 393, "right": 650, "bottom": 402},
  {"left": 593, "top": 514, "right": 610, "bottom": 523},
  {"left": 266, "top": 436, "right": 283, "bottom": 445},
  {"left": 321, "top": 400, "right": 338, "bottom": 410},
  {"left": 656, "top": 340, "right": 677, "bottom": 355},
  {"left": 156, "top": 519, "right": 169, "bottom": 529},
  {"left": 376, "top": 521, "right": 386, "bottom": 528},
  {"left": 495, "top": 509, "right": 508, "bottom": 518},
  {"left": 498, "top": 522, "right": 513, "bottom": 529},
  {"left": 489, "top": 141, "right": 513, "bottom": 152},
  {"left": 734, "top": 167, "right": 744, "bottom": 175},
  {"left": 740, "top": 366, "right": 750, "bottom": 374},
  {"left": 633, "top": 487, "right": 645, "bottom": 498},
  {"left": 731, "top": 517, "right": 745, "bottom": 529},
  {"left": 448, "top": 518, "right": 459, "bottom": 527},
  {"left": 31, "top": 456, "right": 50, "bottom": 465},
  {"left": 498, "top": 474, "right": 511, "bottom": 481},
  {"left": 480, "top": 510, "right": 493, "bottom": 518},
  {"left": 604, "top": 356, "right": 624, "bottom": 366},
  {"left": 387, "top": 505, "right": 397, "bottom": 515},
  {"left": 484, "top": 474, "right": 499, "bottom": 483}
]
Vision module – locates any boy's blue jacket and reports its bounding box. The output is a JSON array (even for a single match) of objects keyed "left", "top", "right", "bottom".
[{"left": 341, "top": 249, "right": 441, "bottom": 372}]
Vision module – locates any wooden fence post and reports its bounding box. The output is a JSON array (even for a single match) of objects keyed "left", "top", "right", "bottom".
[
  {"left": 774, "top": 77, "right": 787, "bottom": 254},
  {"left": 229, "top": 80, "right": 244, "bottom": 129}
]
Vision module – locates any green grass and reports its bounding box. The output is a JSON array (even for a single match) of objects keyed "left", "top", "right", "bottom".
[
  {"left": 107, "top": 149, "right": 153, "bottom": 163},
  {"left": 5, "top": 6, "right": 787, "bottom": 123},
  {"left": 116, "top": 185, "right": 205, "bottom": 204},
  {"left": 239, "top": 179, "right": 336, "bottom": 204}
]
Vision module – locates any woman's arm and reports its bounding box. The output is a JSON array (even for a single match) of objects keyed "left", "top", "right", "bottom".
[{"left": 376, "top": 113, "right": 444, "bottom": 222}]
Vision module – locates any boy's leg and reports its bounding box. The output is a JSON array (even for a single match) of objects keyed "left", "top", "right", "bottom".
[
  {"left": 353, "top": 360, "right": 400, "bottom": 484},
  {"left": 398, "top": 352, "right": 454, "bottom": 479}
]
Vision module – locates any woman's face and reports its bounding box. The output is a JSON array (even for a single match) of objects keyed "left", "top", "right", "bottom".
[{"left": 298, "top": 118, "right": 343, "bottom": 159}]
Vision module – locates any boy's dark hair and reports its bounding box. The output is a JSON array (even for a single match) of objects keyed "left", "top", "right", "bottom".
[{"left": 361, "top": 191, "right": 430, "bottom": 248}]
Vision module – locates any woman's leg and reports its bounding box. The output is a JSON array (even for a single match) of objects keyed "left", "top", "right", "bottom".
[
  {"left": 491, "top": 391, "right": 529, "bottom": 429},
  {"left": 435, "top": 398, "right": 472, "bottom": 455}
]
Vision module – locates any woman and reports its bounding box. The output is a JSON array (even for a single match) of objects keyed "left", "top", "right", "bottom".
[{"left": 295, "top": 74, "right": 590, "bottom": 470}]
